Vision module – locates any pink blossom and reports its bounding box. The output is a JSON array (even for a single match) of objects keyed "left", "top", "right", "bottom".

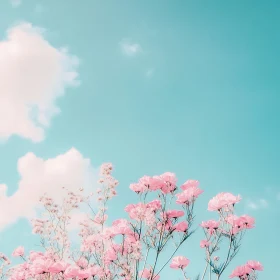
[
  {"left": 200, "top": 240, "right": 211, "bottom": 248},
  {"left": 170, "top": 256, "right": 190, "bottom": 269},
  {"left": 181, "top": 180, "right": 199, "bottom": 190},
  {"left": 159, "top": 172, "right": 177, "bottom": 193},
  {"left": 208, "top": 192, "right": 241, "bottom": 211},
  {"left": 139, "top": 268, "right": 160, "bottom": 280},
  {"left": 165, "top": 210, "right": 185, "bottom": 219},
  {"left": 176, "top": 186, "right": 203, "bottom": 205},
  {"left": 173, "top": 221, "right": 188, "bottom": 232},
  {"left": 229, "top": 264, "right": 252, "bottom": 278},
  {"left": 49, "top": 261, "right": 69, "bottom": 274},
  {"left": 12, "top": 246, "right": 25, "bottom": 257},
  {"left": 246, "top": 260, "right": 263, "bottom": 271},
  {"left": 200, "top": 220, "right": 219, "bottom": 235},
  {"left": 129, "top": 183, "right": 147, "bottom": 193}
]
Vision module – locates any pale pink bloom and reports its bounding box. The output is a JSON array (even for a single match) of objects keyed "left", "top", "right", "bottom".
[
  {"left": 181, "top": 180, "right": 199, "bottom": 190},
  {"left": 200, "top": 220, "right": 219, "bottom": 235},
  {"left": 77, "top": 268, "right": 91, "bottom": 278},
  {"left": 200, "top": 240, "right": 211, "bottom": 248},
  {"left": 159, "top": 172, "right": 177, "bottom": 193},
  {"left": 246, "top": 260, "right": 263, "bottom": 271},
  {"left": 173, "top": 221, "right": 188, "bottom": 232},
  {"left": 76, "top": 257, "right": 88, "bottom": 268},
  {"left": 112, "top": 219, "right": 132, "bottom": 236},
  {"left": 12, "top": 246, "right": 25, "bottom": 257},
  {"left": 208, "top": 192, "right": 241, "bottom": 211},
  {"left": 64, "top": 266, "right": 80, "bottom": 278},
  {"left": 29, "top": 251, "right": 44, "bottom": 262},
  {"left": 100, "top": 162, "right": 113, "bottom": 176},
  {"left": 85, "top": 265, "right": 102, "bottom": 277},
  {"left": 229, "top": 264, "right": 252, "bottom": 278},
  {"left": 146, "top": 199, "right": 162, "bottom": 211},
  {"left": 30, "top": 258, "right": 54, "bottom": 274},
  {"left": 138, "top": 175, "right": 164, "bottom": 191},
  {"left": 170, "top": 256, "right": 190, "bottom": 269},
  {"left": 129, "top": 183, "right": 147, "bottom": 193},
  {"left": 139, "top": 268, "right": 160, "bottom": 280},
  {"left": 49, "top": 261, "right": 69, "bottom": 274},
  {"left": 238, "top": 215, "right": 255, "bottom": 229},
  {"left": 226, "top": 214, "right": 255, "bottom": 234},
  {"left": 176, "top": 186, "right": 203, "bottom": 204},
  {"left": 165, "top": 210, "right": 185, "bottom": 219},
  {"left": 93, "top": 213, "right": 108, "bottom": 224}
]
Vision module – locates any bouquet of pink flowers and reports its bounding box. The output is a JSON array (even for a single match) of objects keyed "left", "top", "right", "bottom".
[{"left": 0, "top": 163, "right": 263, "bottom": 280}]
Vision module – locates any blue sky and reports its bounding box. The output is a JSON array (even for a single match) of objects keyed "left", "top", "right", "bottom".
[{"left": 0, "top": 0, "right": 279, "bottom": 279}]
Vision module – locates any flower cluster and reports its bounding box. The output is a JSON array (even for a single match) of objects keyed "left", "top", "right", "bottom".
[
  {"left": 229, "top": 260, "right": 263, "bottom": 279},
  {"left": 0, "top": 163, "right": 263, "bottom": 280}
]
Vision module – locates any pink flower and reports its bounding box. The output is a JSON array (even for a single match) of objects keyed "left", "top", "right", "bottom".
[
  {"left": 200, "top": 220, "right": 219, "bottom": 235},
  {"left": 85, "top": 265, "right": 102, "bottom": 277},
  {"left": 146, "top": 199, "right": 162, "bottom": 211},
  {"left": 246, "top": 260, "right": 263, "bottom": 271},
  {"left": 49, "top": 261, "right": 69, "bottom": 274},
  {"left": 181, "top": 180, "right": 199, "bottom": 190},
  {"left": 12, "top": 246, "right": 25, "bottom": 257},
  {"left": 176, "top": 186, "right": 203, "bottom": 205},
  {"left": 165, "top": 210, "right": 185, "bottom": 219},
  {"left": 77, "top": 268, "right": 91, "bottom": 279},
  {"left": 229, "top": 264, "right": 252, "bottom": 278},
  {"left": 76, "top": 257, "right": 88, "bottom": 268},
  {"left": 173, "top": 221, "right": 188, "bottom": 232},
  {"left": 104, "top": 249, "right": 117, "bottom": 264},
  {"left": 200, "top": 240, "right": 211, "bottom": 248},
  {"left": 238, "top": 215, "right": 255, "bottom": 229},
  {"left": 112, "top": 219, "right": 132, "bottom": 236},
  {"left": 170, "top": 256, "right": 190, "bottom": 269},
  {"left": 159, "top": 172, "right": 177, "bottom": 193},
  {"left": 129, "top": 183, "right": 147, "bottom": 193},
  {"left": 139, "top": 268, "right": 160, "bottom": 280},
  {"left": 208, "top": 192, "right": 241, "bottom": 211},
  {"left": 64, "top": 266, "right": 80, "bottom": 278},
  {"left": 139, "top": 176, "right": 164, "bottom": 191},
  {"left": 29, "top": 251, "right": 44, "bottom": 262},
  {"left": 226, "top": 215, "right": 255, "bottom": 234}
]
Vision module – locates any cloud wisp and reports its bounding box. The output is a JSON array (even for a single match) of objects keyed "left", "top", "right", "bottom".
[
  {"left": 0, "top": 23, "right": 79, "bottom": 142},
  {"left": 10, "top": 0, "right": 21, "bottom": 7},
  {"left": 247, "top": 198, "right": 268, "bottom": 210},
  {"left": 119, "top": 39, "right": 142, "bottom": 56}
]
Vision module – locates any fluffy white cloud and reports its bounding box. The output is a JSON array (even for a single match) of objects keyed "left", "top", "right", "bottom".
[
  {"left": 0, "top": 148, "right": 97, "bottom": 231},
  {"left": 0, "top": 23, "right": 79, "bottom": 142},
  {"left": 247, "top": 198, "right": 268, "bottom": 210},
  {"left": 119, "top": 39, "right": 142, "bottom": 56},
  {"left": 10, "top": 0, "right": 21, "bottom": 7}
]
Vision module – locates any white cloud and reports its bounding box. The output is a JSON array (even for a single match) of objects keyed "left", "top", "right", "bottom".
[
  {"left": 146, "top": 68, "right": 155, "bottom": 78},
  {"left": 0, "top": 23, "right": 79, "bottom": 142},
  {"left": 0, "top": 148, "right": 97, "bottom": 231},
  {"left": 119, "top": 39, "right": 142, "bottom": 56},
  {"left": 10, "top": 0, "right": 21, "bottom": 7},
  {"left": 247, "top": 198, "right": 268, "bottom": 210}
]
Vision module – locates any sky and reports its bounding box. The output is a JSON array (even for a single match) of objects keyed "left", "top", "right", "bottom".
[{"left": 0, "top": 0, "right": 279, "bottom": 279}]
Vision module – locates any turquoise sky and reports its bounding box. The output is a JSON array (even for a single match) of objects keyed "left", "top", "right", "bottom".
[{"left": 0, "top": 1, "right": 279, "bottom": 279}]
